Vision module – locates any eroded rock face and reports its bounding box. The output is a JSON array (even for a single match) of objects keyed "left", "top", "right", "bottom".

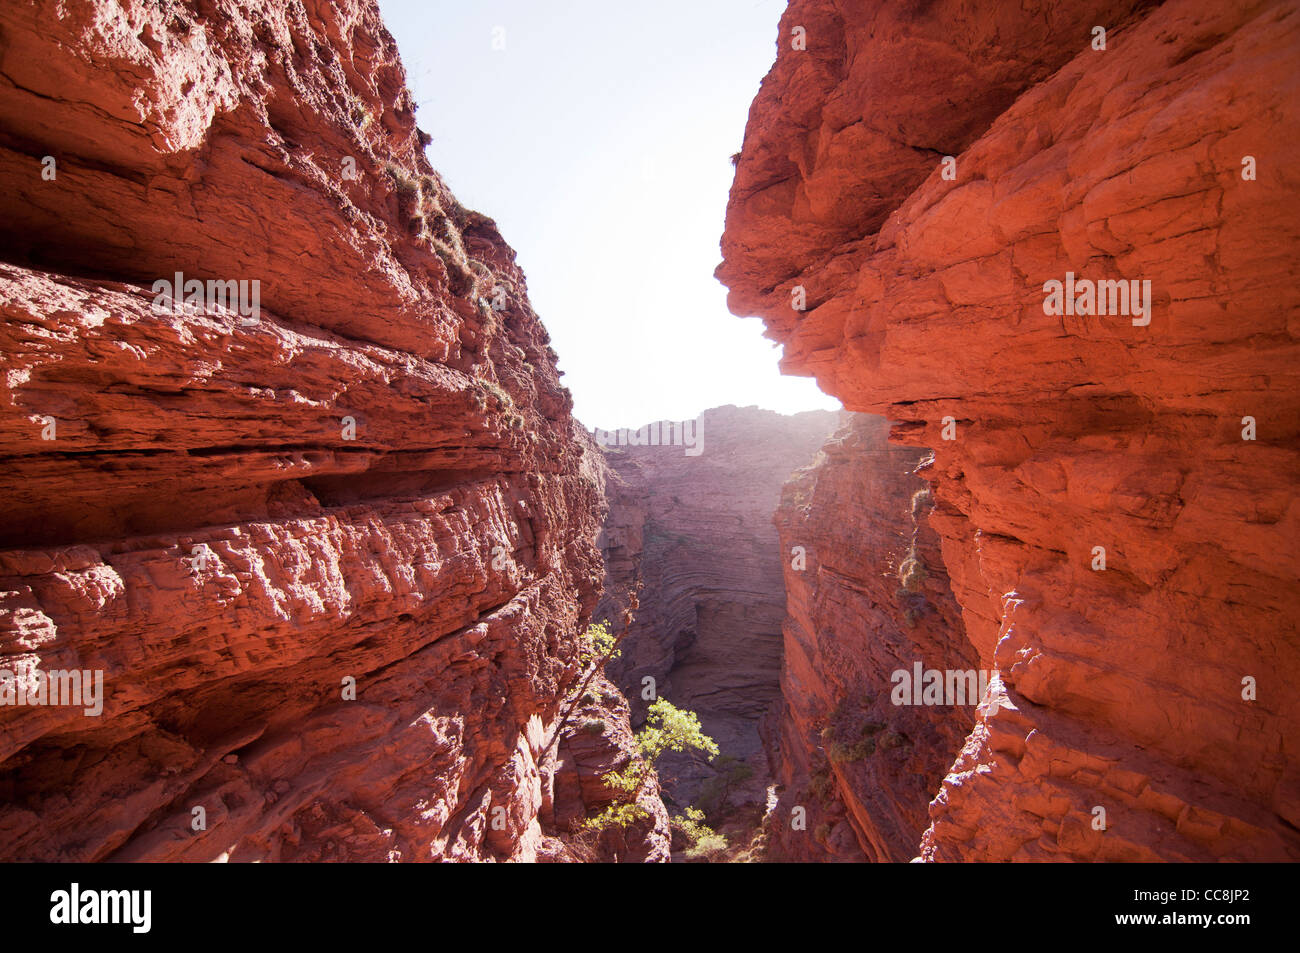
[
  {"left": 594, "top": 405, "right": 837, "bottom": 807},
  {"left": 0, "top": 0, "right": 665, "bottom": 862},
  {"left": 542, "top": 673, "right": 671, "bottom": 863},
  {"left": 722, "top": 0, "right": 1300, "bottom": 861},
  {"left": 769, "top": 414, "right": 975, "bottom": 862}
]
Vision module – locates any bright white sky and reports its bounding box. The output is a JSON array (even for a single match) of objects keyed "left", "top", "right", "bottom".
[{"left": 376, "top": 0, "right": 841, "bottom": 431}]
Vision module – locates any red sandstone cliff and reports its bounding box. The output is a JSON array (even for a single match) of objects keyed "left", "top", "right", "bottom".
[
  {"left": 770, "top": 414, "right": 977, "bottom": 862},
  {"left": 594, "top": 405, "right": 837, "bottom": 809},
  {"left": 722, "top": 0, "right": 1300, "bottom": 861},
  {"left": 0, "top": 0, "right": 666, "bottom": 862}
]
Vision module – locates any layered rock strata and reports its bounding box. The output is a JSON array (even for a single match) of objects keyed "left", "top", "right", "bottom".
[
  {"left": 769, "top": 414, "right": 975, "bottom": 861},
  {"left": 594, "top": 404, "right": 837, "bottom": 806},
  {"left": 721, "top": 0, "right": 1300, "bottom": 860},
  {"left": 0, "top": 0, "right": 665, "bottom": 862}
]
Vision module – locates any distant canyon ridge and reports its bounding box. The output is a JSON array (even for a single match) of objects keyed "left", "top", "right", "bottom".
[{"left": 591, "top": 405, "right": 838, "bottom": 810}]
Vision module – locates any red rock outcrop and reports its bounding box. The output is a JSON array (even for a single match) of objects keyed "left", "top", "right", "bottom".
[
  {"left": 594, "top": 405, "right": 836, "bottom": 807},
  {"left": 769, "top": 414, "right": 977, "bottom": 861},
  {"left": 0, "top": 0, "right": 665, "bottom": 861},
  {"left": 722, "top": 0, "right": 1300, "bottom": 860},
  {"left": 541, "top": 673, "right": 670, "bottom": 863}
]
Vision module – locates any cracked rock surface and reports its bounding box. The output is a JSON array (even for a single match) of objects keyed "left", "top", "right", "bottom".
[
  {"left": 721, "top": 0, "right": 1300, "bottom": 861},
  {"left": 0, "top": 0, "right": 667, "bottom": 862}
]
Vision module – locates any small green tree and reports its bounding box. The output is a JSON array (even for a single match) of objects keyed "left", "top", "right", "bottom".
[
  {"left": 583, "top": 698, "right": 718, "bottom": 832},
  {"left": 579, "top": 620, "right": 620, "bottom": 668},
  {"left": 538, "top": 586, "right": 640, "bottom": 767},
  {"left": 583, "top": 801, "right": 649, "bottom": 833},
  {"left": 637, "top": 698, "right": 720, "bottom": 764},
  {"left": 673, "top": 806, "right": 728, "bottom": 860}
]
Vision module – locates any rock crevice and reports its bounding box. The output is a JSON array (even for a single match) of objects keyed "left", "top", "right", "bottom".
[{"left": 594, "top": 405, "right": 837, "bottom": 808}]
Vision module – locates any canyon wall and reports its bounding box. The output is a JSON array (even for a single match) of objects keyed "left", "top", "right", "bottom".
[
  {"left": 769, "top": 414, "right": 976, "bottom": 861},
  {"left": 0, "top": 0, "right": 667, "bottom": 862},
  {"left": 722, "top": 0, "right": 1300, "bottom": 860},
  {"left": 594, "top": 404, "right": 836, "bottom": 807}
]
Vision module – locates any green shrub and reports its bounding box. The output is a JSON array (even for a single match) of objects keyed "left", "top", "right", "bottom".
[
  {"left": 583, "top": 698, "right": 718, "bottom": 838},
  {"left": 431, "top": 239, "right": 478, "bottom": 297},
  {"left": 384, "top": 162, "right": 420, "bottom": 196},
  {"left": 578, "top": 621, "right": 619, "bottom": 668},
  {"left": 582, "top": 801, "right": 647, "bottom": 831},
  {"left": 685, "top": 831, "right": 728, "bottom": 860},
  {"left": 823, "top": 711, "right": 886, "bottom": 762},
  {"left": 382, "top": 166, "right": 485, "bottom": 299},
  {"left": 674, "top": 806, "right": 728, "bottom": 861},
  {"left": 347, "top": 100, "right": 371, "bottom": 130},
  {"left": 480, "top": 380, "right": 513, "bottom": 410},
  {"left": 636, "top": 698, "right": 719, "bottom": 764}
]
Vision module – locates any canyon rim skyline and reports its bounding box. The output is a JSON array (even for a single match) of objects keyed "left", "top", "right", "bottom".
[{"left": 0, "top": 0, "right": 1296, "bottom": 929}]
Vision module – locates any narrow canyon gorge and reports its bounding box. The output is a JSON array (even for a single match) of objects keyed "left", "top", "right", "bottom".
[
  {"left": 593, "top": 404, "right": 836, "bottom": 811},
  {"left": 0, "top": 0, "right": 1297, "bottom": 868}
]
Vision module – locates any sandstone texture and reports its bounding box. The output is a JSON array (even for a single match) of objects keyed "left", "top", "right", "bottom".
[
  {"left": 541, "top": 672, "right": 670, "bottom": 863},
  {"left": 722, "top": 0, "right": 1300, "bottom": 860},
  {"left": 594, "top": 405, "right": 836, "bottom": 807},
  {"left": 769, "top": 414, "right": 976, "bottom": 862},
  {"left": 0, "top": 0, "right": 666, "bottom": 861}
]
